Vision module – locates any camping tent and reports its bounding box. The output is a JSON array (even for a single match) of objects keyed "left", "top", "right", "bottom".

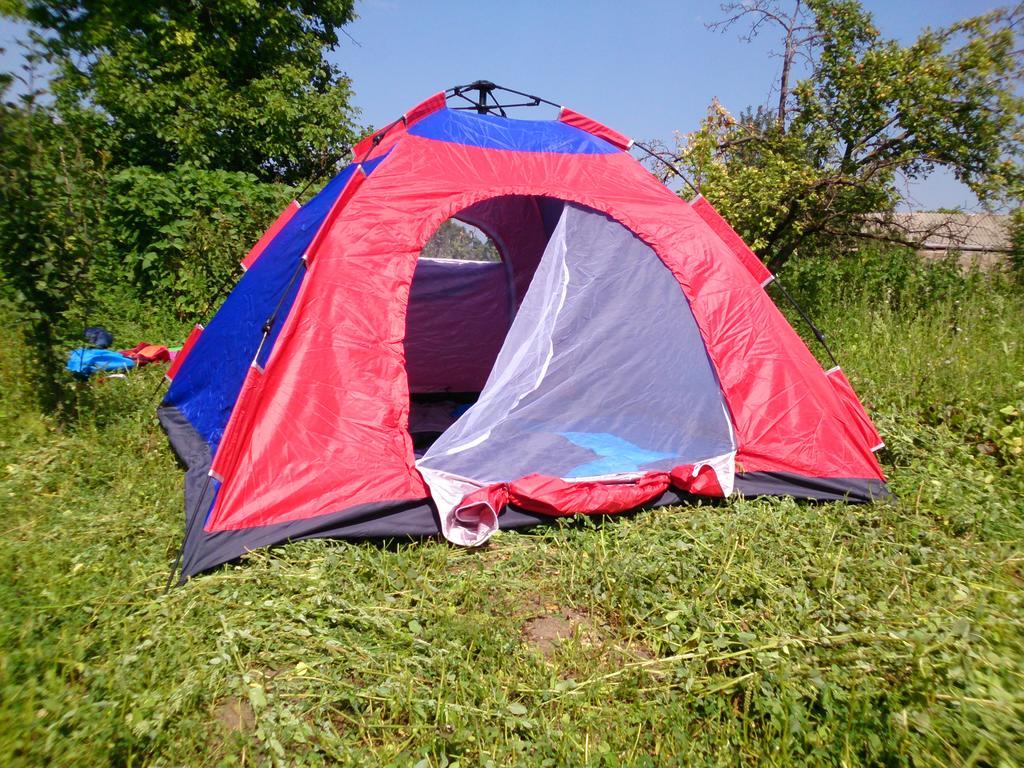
[{"left": 159, "top": 83, "right": 888, "bottom": 581}]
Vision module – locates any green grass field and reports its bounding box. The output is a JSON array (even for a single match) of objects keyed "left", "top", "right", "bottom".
[{"left": 1, "top": 257, "right": 1021, "bottom": 766}]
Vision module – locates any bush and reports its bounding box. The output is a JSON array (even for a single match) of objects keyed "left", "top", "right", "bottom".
[
  {"left": 0, "top": 95, "right": 109, "bottom": 413},
  {"left": 103, "top": 165, "right": 293, "bottom": 322},
  {"left": 776, "top": 246, "right": 1024, "bottom": 504},
  {"left": 1010, "top": 206, "right": 1024, "bottom": 279},
  {"left": 778, "top": 243, "right": 981, "bottom": 318},
  {"left": 0, "top": 96, "right": 293, "bottom": 412}
]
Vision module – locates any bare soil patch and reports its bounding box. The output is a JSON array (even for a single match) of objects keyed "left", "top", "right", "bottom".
[
  {"left": 214, "top": 697, "right": 255, "bottom": 733},
  {"left": 522, "top": 606, "right": 599, "bottom": 657}
]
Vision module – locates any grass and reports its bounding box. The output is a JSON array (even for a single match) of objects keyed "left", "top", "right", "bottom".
[{"left": 0, "top": 260, "right": 1022, "bottom": 766}]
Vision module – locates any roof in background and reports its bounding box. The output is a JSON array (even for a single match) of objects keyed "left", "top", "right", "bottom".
[{"left": 885, "top": 212, "right": 1012, "bottom": 253}]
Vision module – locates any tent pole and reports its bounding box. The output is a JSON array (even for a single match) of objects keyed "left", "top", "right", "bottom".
[
  {"left": 769, "top": 277, "right": 839, "bottom": 368},
  {"left": 474, "top": 84, "right": 490, "bottom": 114},
  {"left": 630, "top": 138, "right": 838, "bottom": 366},
  {"left": 259, "top": 259, "right": 306, "bottom": 344},
  {"left": 164, "top": 474, "right": 212, "bottom": 592},
  {"left": 445, "top": 81, "right": 556, "bottom": 115},
  {"left": 630, "top": 140, "right": 700, "bottom": 196},
  {"left": 163, "top": 258, "right": 305, "bottom": 592}
]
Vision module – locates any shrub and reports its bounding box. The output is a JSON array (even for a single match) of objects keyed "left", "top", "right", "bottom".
[
  {"left": 0, "top": 93, "right": 293, "bottom": 411},
  {"left": 103, "top": 165, "right": 293, "bottom": 322},
  {"left": 1010, "top": 206, "right": 1024, "bottom": 279},
  {"left": 778, "top": 243, "right": 981, "bottom": 318},
  {"left": 0, "top": 93, "right": 108, "bottom": 412}
]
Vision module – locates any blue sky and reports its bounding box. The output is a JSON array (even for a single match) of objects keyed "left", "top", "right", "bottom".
[{"left": 1, "top": 0, "right": 1006, "bottom": 209}]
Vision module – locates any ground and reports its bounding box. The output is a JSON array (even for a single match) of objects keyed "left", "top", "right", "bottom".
[{"left": 0, "top": 265, "right": 1021, "bottom": 766}]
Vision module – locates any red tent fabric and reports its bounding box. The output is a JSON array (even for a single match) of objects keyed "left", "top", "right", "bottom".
[{"left": 160, "top": 88, "right": 888, "bottom": 580}]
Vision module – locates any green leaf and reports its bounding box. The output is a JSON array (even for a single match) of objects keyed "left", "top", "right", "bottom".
[{"left": 247, "top": 684, "right": 267, "bottom": 710}]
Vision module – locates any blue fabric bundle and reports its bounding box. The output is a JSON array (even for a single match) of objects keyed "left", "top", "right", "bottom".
[{"left": 66, "top": 348, "right": 136, "bottom": 378}]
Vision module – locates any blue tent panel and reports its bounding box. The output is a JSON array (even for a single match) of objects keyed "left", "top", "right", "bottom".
[
  {"left": 163, "top": 164, "right": 360, "bottom": 454},
  {"left": 410, "top": 109, "right": 619, "bottom": 155}
]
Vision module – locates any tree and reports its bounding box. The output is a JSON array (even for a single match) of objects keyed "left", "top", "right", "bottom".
[
  {"left": 0, "top": 70, "right": 106, "bottom": 411},
  {"left": 707, "top": 0, "right": 822, "bottom": 129},
  {"left": 9, "top": 0, "right": 361, "bottom": 183},
  {"left": 665, "top": 0, "right": 1024, "bottom": 270},
  {"left": 421, "top": 220, "right": 501, "bottom": 262}
]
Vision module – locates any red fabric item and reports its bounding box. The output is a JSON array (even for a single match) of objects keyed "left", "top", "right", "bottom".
[
  {"left": 669, "top": 463, "right": 725, "bottom": 496},
  {"left": 204, "top": 115, "right": 885, "bottom": 534},
  {"left": 241, "top": 201, "right": 300, "bottom": 271},
  {"left": 507, "top": 473, "right": 671, "bottom": 516},
  {"left": 121, "top": 343, "right": 171, "bottom": 365},
  {"left": 166, "top": 324, "right": 203, "bottom": 381},
  {"left": 352, "top": 123, "right": 396, "bottom": 162},
  {"left": 558, "top": 107, "right": 633, "bottom": 150},
  {"left": 303, "top": 168, "right": 365, "bottom": 265},
  {"left": 689, "top": 196, "right": 773, "bottom": 286},
  {"left": 452, "top": 463, "right": 728, "bottom": 524},
  {"left": 456, "top": 483, "right": 510, "bottom": 519},
  {"left": 351, "top": 94, "right": 444, "bottom": 163},
  {"left": 358, "top": 120, "right": 409, "bottom": 163},
  {"left": 209, "top": 366, "right": 265, "bottom": 483},
  {"left": 826, "top": 367, "right": 884, "bottom": 452},
  {"left": 404, "top": 92, "right": 447, "bottom": 126}
]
